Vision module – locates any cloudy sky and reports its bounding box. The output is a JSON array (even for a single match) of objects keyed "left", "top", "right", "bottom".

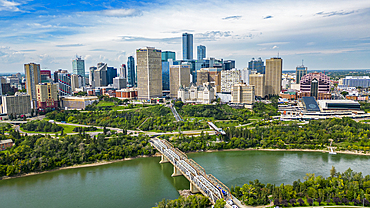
[{"left": 0, "top": 0, "right": 369, "bottom": 73}]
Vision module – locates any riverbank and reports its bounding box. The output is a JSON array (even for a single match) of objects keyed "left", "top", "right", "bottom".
[
  {"left": 2, "top": 147, "right": 369, "bottom": 181},
  {"left": 0, "top": 154, "right": 160, "bottom": 181},
  {"left": 200, "top": 147, "right": 370, "bottom": 156}
]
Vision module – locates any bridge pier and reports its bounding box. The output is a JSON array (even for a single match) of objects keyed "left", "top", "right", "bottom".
[
  {"left": 159, "top": 155, "right": 169, "bottom": 163},
  {"left": 190, "top": 183, "right": 200, "bottom": 193},
  {"left": 171, "top": 166, "right": 182, "bottom": 177}
]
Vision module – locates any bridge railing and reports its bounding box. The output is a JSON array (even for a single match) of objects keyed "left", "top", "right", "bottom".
[
  {"left": 207, "top": 174, "right": 231, "bottom": 200},
  {"left": 188, "top": 159, "right": 206, "bottom": 176}
]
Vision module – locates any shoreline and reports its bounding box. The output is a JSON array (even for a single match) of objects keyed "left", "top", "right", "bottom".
[
  {"left": 200, "top": 148, "right": 370, "bottom": 156},
  {"left": 2, "top": 148, "right": 369, "bottom": 181},
  {"left": 0, "top": 154, "right": 160, "bottom": 181}
]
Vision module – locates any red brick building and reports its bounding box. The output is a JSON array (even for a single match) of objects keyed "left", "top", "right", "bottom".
[{"left": 0, "top": 139, "right": 14, "bottom": 151}]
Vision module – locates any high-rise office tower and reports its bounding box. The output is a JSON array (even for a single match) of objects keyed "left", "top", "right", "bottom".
[
  {"left": 296, "top": 65, "right": 308, "bottom": 84},
  {"left": 221, "top": 69, "right": 240, "bottom": 93},
  {"left": 265, "top": 57, "right": 283, "bottom": 96},
  {"left": 249, "top": 73, "right": 265, "bottom": 98},
  {"left": 182, "top": 33, "right": 193, "bottom": 60},
  {"left": 94, "top": 63, "right": 107, "bottom": 87},
  {"left": 197, "top": 45, "right": 206, "bottom": 60},
  {"left": 58, "top": 71, "right": 72, "bottom": 96},
  {"left": 248, "top": 57, "right": 265, "bottom": 74},
  {"left": 127, "top": 56, "right": 135, "bottom": 87},
  {"left": 24, "top": 63, "right": 41, "bottom": 109},
  {"left": 136, "top": 47, "right": 162, "bottom": 100},
  {"left": 89, "top": 66, "right": 97, "bottom": 86},
  {"left": 120, "top": 64, "right": 126, "bottom": 78},
  {"left": 106, "top": 66, "right": 117, "bottom": 85},
  {"left": 170, "top": 65, "right": 190, "bottom": 98},
  {"left": 240, "top": 68, "right": 250, "bottom": 85},
  {"left": 72, "top": 56, "right": 85, "bottom": 79},
  {"left": 162, "top": 61, "right": 170, "bottom": 91},
  {"left": 224, "top": 60, "right": 236, "bottom": 70},
  {"left": 162, "top": 51, "right": 176, "bottom": 62}
]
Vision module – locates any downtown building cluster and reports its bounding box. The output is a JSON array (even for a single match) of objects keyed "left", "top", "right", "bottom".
[{"left": 0, "top": 32, "right": 287, "bottom": 118}]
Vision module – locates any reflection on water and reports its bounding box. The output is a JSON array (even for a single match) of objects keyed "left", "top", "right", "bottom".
[{"left": 0, "top": 151, "right": 369, "bottom": 208}]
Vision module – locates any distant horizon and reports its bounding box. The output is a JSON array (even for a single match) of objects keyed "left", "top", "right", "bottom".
[{"left": 1, "top": 68, "right": 370, "bottom": 77}]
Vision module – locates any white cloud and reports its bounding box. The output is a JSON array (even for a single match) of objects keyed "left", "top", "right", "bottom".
[
  {"left": 1, "top": 0, "right": 370, "bottom": 72},
  {"left": 0, "top": 0, "right": 21, "bottom": 12},
  {"left": 80, "top": 8, "right": 142, "bottom": 17}
]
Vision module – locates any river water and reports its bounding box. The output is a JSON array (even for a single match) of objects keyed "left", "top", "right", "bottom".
[{"left": 0, "top": 150, "right": 369, "bottom": 208}]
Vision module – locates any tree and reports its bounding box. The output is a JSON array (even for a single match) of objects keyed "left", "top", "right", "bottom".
[
  {"left": 214, "top": 199, "right": 226, "bottom": 208},
  {"left": 317, "top": 198, "right": 322, "bottom": 205},
  {"left": 290, "top": 198, "right": 296, "bottom": 206},
  {"left": 297, "top": 198, "right": 304, "bottom": 206},
  {"left": 341, "top": 91, "right": 349, "bottom": 97},
  {"left": 307, "top": 198, "right": 313, "bottom": 205},
  {"left": 330, "top": 166, "right": 336, "bottom": 177}
]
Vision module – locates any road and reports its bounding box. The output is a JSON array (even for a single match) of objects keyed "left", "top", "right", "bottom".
[{"left": 9, "top": 120, "right": 216, "bottom": 137}]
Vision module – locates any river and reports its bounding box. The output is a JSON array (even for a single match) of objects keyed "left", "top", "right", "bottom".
[{"left": 0, "top": 150, "right": 369, "bottom": 208}]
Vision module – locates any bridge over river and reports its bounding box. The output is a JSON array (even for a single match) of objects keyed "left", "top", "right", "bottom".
[{"left": 150, "top": 138, "right": 244, "bottom": 207}]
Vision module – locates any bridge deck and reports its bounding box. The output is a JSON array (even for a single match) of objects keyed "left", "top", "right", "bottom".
[{"left": 150, "top": 138, "right": 242, "bottom": 206}]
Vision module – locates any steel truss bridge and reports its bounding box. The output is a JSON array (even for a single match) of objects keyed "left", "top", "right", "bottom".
[{"left": 150, "top": 138, "right": 243, "bottom": 207}]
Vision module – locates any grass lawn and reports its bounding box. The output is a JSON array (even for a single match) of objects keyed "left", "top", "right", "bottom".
[
  {"left": 96, "top": 101, "right": 115, "bottom": 107},
  {"left": 20, "top": 124, "right": 103, "bottom": 134}
]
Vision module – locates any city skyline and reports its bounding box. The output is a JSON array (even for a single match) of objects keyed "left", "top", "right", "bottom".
[{"left": 0, "top": 0, "right": 369, "bottom": 73}]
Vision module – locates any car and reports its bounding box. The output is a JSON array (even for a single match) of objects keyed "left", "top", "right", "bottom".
[{"left": 61, "top": 121, "right": 66, "bottom": 123}]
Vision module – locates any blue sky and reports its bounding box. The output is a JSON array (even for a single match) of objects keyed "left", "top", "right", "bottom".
[{"left": 0, "top": 0, "right": 369, "bottom": 73}]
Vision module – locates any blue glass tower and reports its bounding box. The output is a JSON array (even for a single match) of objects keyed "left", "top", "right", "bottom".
[
  {"left": 106, "top": 67, "right": 117, "bottom": 85},
  {"left": 248, "top": 57, "right": 265, "bottom": 74},
  {"left": 162, "top": 61, "right": 170, "bottom": 90},
  {"left": 162, "top": 51, "right": 176, "bottom": 62},
  {"left": 127, "top": 56, "right": 136, "bottom": 87},
  {"left": 182, "top": 33, "right": 193, "bottom": 60},
  {"left": 72, "top": 56, "right": 85, "bottom": 78},
  {"left": 197, "top": 45, "right": 206, "bottom": 60}
]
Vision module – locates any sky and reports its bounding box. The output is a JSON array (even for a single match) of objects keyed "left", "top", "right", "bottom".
[{"left": 0, "top": 0, "right": 369, "bottom": 73}]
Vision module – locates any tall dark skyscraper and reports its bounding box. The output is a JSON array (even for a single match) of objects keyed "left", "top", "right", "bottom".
[
  {"left": 127, "top": 56, "right": 136, "bottom": 87},
  {"left": 106, "top": 66, "right": 117, "bottom": 85},
  {"left": 197, "top": 45, "right": 206, "bottom": 60},
  {"left": 182, "top": 33, "right": 193, "bottom": 60}
]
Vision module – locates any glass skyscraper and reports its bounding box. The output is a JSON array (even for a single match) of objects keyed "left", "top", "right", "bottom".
[
  {"left": 127, "top": 56, "right": 136, "bottom": 87},
  {"left": 296, "top": 65, "right": 308, "bottom": 84},
  {"left": 106, "top": 67, "right": 117, "bottom": 85},
  {"left": 162, "top": 61, "right": 170, "bottom": 91},
  {"left": 72, "top": 57, "right": 85, "bottom": 77},
  {"left": 197, "top": 45, "right": 206, "bottom": 60},
  {"left": 162, "top": 51, "right": 176, "bottom": 62},
  {"left": 248, "top": 57, "right": 265, "bottom": 74},
  {"left": 182, "top": 33, "right": 193, "bottom": 60}
]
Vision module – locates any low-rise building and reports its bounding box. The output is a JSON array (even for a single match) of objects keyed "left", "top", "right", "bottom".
[
  {"left": 116, "top": 88, "right": 138, "bottom": 99},
  {"left": 0, "top": 139, "right": 13, "bottom": 151},
  {"left": 178, "top": 83, "right": 215, "bottom": 104},
  {"left": 1, "top": 92, "right": 31, "bottom": 116},
  {"left": 231, "top": 84, "right": 255, "bottom": 104},
  {"left": 60, "top": 96, "right": 98, "bottom": 110}
]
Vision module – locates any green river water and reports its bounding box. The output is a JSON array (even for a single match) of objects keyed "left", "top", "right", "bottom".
[{"left": 0, "top": 150, "right": 369, "bottom": 208}]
